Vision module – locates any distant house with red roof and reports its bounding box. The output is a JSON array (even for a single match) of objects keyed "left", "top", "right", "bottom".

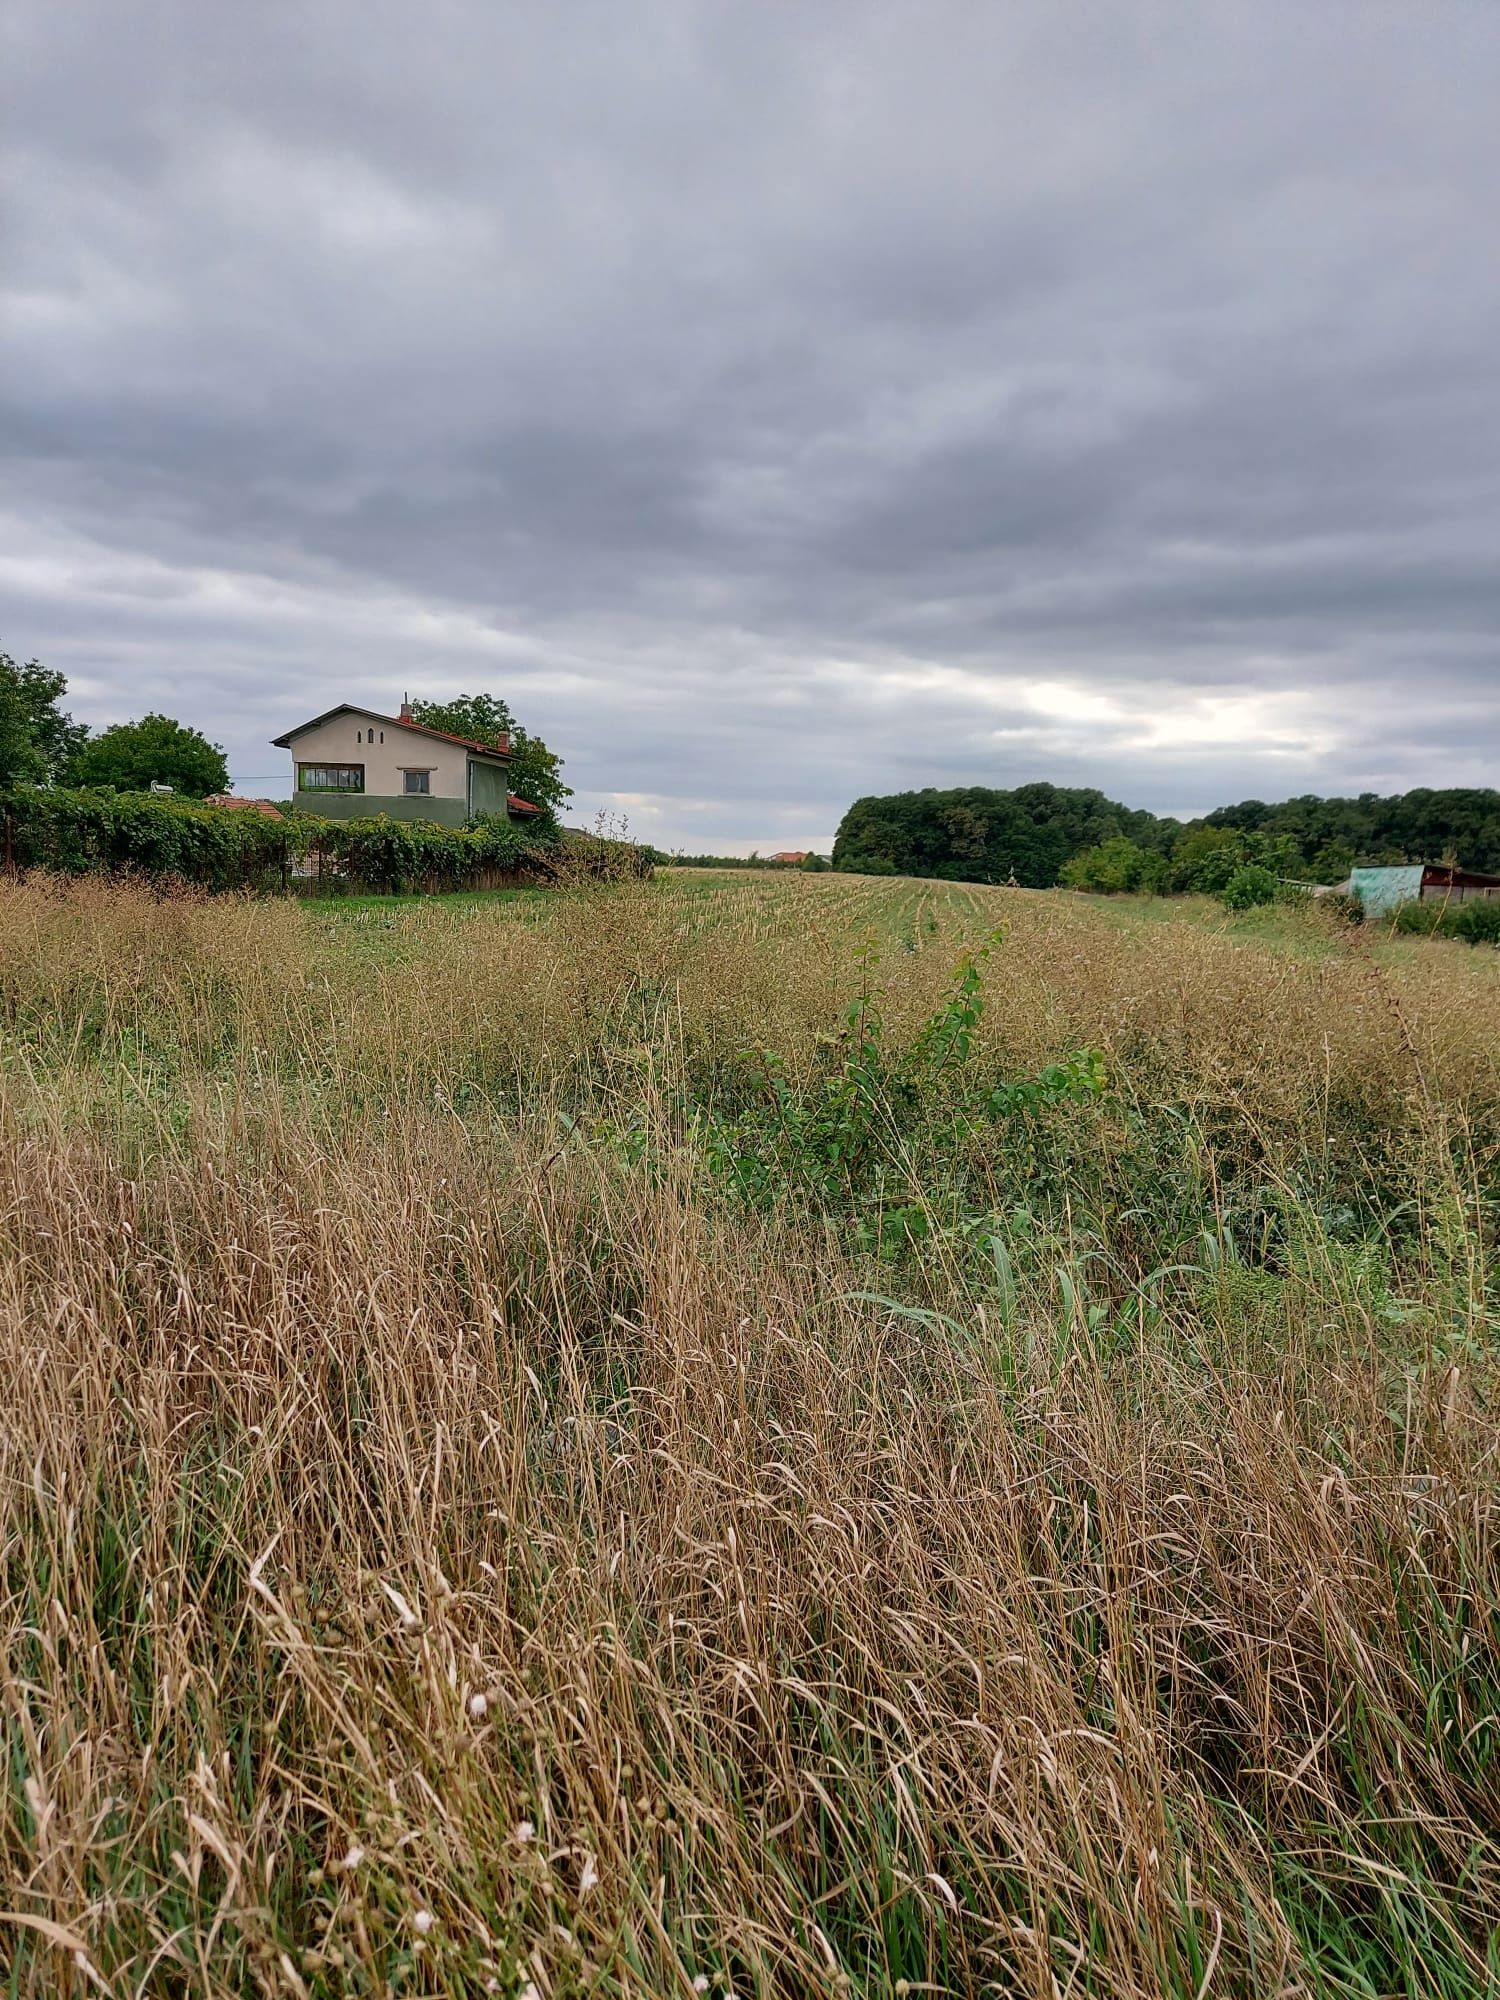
[
  {"left": 205, "top": 794, "right": 284, "bottom": 820},
  {"left": 770, "top": 850, "right": 813, "bottom": 865},
  {"left": 271, "top": 701, "right": 542, "bottom": 826}
]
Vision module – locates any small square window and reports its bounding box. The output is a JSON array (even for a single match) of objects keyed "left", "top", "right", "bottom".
[{"left": 403, "top": 769, "right": 431, "bottom": 794}]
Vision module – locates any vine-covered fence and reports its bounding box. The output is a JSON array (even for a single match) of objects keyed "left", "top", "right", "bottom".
[{"left": 0, "top": 788, "right": 646, "bottom": 896}]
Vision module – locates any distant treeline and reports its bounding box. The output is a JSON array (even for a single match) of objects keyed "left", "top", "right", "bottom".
[
  {"left": 661, "top": 851, "right": 830, "bottom": 871},
  {"left": 832, "top": 784, "right": 1500, "bottom": 889}
]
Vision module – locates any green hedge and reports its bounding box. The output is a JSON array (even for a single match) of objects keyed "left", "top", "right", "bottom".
[
  {"left": 2, "top": 786, "right": 292, "bottom": 889},
  {"left": 0, "top": 788, "right": 582, "bottom": 895},
  {"left": 307, "top": 811, "right": 547, "bottom": 893},
  {"left": 1392, "top": 896, "right": 1500, "bottom": 945}
]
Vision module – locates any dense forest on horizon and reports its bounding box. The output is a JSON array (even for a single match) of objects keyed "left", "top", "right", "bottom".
[{"left": 831, "top": 783, "right": 1500, "bottom": 887}]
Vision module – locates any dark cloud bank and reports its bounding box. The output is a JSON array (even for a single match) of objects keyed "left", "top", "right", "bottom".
[{"left": 4, "top": 2, "right": 1499, "bottom": 848}]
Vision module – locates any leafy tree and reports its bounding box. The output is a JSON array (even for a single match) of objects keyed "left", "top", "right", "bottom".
[
  {"left": 832, "top": 783, "right": 1173, "bottom": 886},
  {"left": 0, "top": 651, "right": 87, "bottom": 788},
  {"left": 941, "top": 804, "right": 990, "bottom": 870},
  {"left": 411, "top": 692, "right": 515, "bottom": 746},
  {"left": 1059, "top": 836, "right": 1157, "bottom": 894},
  {"left": 410, "top": 693, "right": 572, "bottom": 820},
  {"left": 1309, "top": 840, "right": 1356, "bottom": 885},
  {"left": 1165, "top": 824, "right": 1246, "bottom": 894},
  {"left": 1207, "top": 789, "right": 1500, "bottom": 875},
  {"left": 1165, "top": 825, "right": 1300, "bottom": 894},
  {"left": 69, "top": 713, "right": 229, "bottom": 798}
]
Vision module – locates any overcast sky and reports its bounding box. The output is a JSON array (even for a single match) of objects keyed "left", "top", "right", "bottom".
[{"left": 4, "top": 3, "right": 1499, "bottom": 848}]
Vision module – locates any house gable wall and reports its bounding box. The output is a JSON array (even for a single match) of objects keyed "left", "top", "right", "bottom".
[{"left": 285, "top": 712, "right": 469, "bottom": 802}]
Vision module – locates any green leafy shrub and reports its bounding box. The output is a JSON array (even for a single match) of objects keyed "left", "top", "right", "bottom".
[
  {"left": 1392, "top": 900, "right": 1446, "bottom": 935},
  {"left": 1395, "top": 896, "right": 1500, "bottom": 945},
  {"left": 1221, "top": 863, "right": 1279, "bottom": 910},
  {"left": 1455, "top": 899, "right": 1500, "bottom": 943}
]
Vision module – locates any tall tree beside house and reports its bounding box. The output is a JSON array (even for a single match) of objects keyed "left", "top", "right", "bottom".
[
  {"left": 69, "top": 712, "right": 229, "bottom": 798},
  {"left": 409, "top": 694, "right": 572, "bottom": 821},
  {"left": 0, "top": 650, "right": 88, "bottom": 788}
]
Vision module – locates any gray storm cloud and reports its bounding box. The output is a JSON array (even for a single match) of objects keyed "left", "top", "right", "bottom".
[{"left": 3, "top": 1, "right": 1498, "bottom": 846}]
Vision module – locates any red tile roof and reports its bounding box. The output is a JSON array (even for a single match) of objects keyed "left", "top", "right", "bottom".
[
  {"left": 507, "top": 794, "right": 541, "bottom": 815},
  {"left": 393, "top": 716, "right": 511, "bottom": 758},
  {"left": 272, "top": 704, "right": 511, "bottom": 761},
  {"left": 205, "top": 794, "right": 284, "bottom": 819}
]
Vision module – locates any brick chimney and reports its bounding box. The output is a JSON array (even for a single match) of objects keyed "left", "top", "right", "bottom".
[{"left": 398, "top": 695, "right": 413, "bottom": 721}]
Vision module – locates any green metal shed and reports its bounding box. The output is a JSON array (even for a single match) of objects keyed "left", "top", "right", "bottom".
[
  {"left": 1348, "top": 865, "right": 1426, "bottom": 918},
  {"left": 1349, "top": 863, "right": 1500, "bottom": 918}
]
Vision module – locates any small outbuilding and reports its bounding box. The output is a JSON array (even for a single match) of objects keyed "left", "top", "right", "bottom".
[{"left": 1349, "top": 863, "right": 1500, "bottom": 919}]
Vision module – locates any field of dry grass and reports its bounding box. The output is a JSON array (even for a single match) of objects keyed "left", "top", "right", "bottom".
[{"left": 2, "top": 869, "right": 1497, "bottom": 1998}]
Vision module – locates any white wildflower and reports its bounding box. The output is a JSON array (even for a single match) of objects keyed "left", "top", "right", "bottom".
[
  {"left": 512, "top": 1819, "right": 535, "bottom": 1845},
  {"left": 468, "top": 1691, "right": 489, "bottom": 1720},
  {"left": 578, "top": 1852, "right": 600, "bottom": 1897},
  {"left": 412, "top": 1908, "right": 435, "bottom": 1936},
  {"left": 694, "top": 1978, "right": 710, "bottom": 1994},
  {"left": 340, "top": 1844, "right": 365, "bottom": 1871}
]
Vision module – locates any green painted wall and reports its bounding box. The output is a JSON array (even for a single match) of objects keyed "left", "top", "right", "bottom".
[
  {"left": 467, "top": 759, "right": 510, "bottom": 817},
  {"left": 292, "top": 793, "right": 469, "bottom": 827},
  {"left": 1349, "top": 865, "right": 1425, "bottom": 917}
]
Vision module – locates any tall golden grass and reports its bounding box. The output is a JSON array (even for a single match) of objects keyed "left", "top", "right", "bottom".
[{"left": 1, "top": 871, "right": 1496, "bottom": 1997}]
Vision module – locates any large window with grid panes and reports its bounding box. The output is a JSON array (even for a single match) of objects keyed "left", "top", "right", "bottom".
[{"left": 298, "top": 763, "right": 365, "bottom": 792}]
